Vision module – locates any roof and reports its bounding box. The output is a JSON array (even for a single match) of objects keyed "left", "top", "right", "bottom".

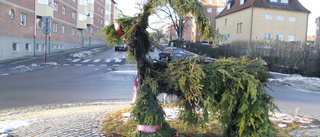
[{"left": 216, "top": 0, "right": 310, "bottom": 19}]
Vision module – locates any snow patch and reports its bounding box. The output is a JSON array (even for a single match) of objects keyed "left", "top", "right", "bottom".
[
  {"left": 69, "top": 48, "right": 101, "bottom": 58},
  {"left": 269, "top": 74, "right": 320, "bottom": 92},
  {"left": 0, "top": 62, "right": 58, "bottom": 76},
  {"left": 0, "top": 119, "right": 34, "bottom": 134}
]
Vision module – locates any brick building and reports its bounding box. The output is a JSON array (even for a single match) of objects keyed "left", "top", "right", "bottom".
[
  {"left": 0, "top": 0, "right": 117, "bottom": 61},
  {"left": 167, "top": 0, "right": 227, "bottom": 43}
]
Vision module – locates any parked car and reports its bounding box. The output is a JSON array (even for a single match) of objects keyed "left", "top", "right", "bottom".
[
  {"left": 115, "top": 44, "right": 128, "bottom": 51},
  {"left": 159, "top": 47, "right": 186, "bottom": 61}
]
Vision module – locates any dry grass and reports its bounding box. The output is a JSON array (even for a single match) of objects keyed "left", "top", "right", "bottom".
[{"left": 102, "top": 106, "right": 320, "bottom": 137}]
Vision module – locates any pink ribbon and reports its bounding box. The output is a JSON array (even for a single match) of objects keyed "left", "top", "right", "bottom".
[
  {"left": 132, "top": 78, "right": 139, "bottom": 106},
  {"left": 137, "top": 125, "right": 159, "bottom": 133},
  {"left": 113, "top": 21, "right": 123, "bottom": 37}
]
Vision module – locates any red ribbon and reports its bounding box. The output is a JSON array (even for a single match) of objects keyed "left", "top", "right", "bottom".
[
  {"left": 137, "top": 125, "right": 159, "bottom": 133},
  {"left": 113, "top": 21, "right": 123, "bottom": 37}
]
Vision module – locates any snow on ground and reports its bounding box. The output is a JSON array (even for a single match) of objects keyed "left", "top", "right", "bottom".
[
  {"left": 269, "top": 72, "right": 320, "bottom": 92},
  {"left": 0, "top": 119, "right": 34, "bottom": 136},
  {"left": 0, "top": 62, "right": 58, "bottom": 76},
  {"left": 69, "top": 48, "right": 101, "bottom": 58}
]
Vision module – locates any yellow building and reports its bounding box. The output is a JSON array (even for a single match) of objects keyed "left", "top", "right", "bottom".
[{"left": 215, "top": 0, "right": 310, "bottom": 44}]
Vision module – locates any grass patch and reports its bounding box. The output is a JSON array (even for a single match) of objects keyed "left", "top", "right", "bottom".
[{"left": 102, "top": 106, "right": 320, "bottom": 137}]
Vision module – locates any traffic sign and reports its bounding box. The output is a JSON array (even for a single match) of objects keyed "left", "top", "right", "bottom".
[
  {"left": 42, "top": 16, "right": 52, "bottom": 23},
  {"left": 42, "top": 27, "right": 51, "bottom": 34},
  {"left": 224, "top": 34, "right": 230, "bottom": 40}
]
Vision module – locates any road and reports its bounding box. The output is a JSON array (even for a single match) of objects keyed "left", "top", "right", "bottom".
[{"left": 0, "top": 46, "right": 319, "bottom": 119}]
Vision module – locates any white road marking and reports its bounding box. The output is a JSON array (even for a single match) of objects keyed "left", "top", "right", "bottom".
[
  {"left": 93, "top": 59, "right": 101, "bottom": 63},
  {"left": 63, "top": 64, "right": 70, "bottom": 66},
  {"left": 75, "top": 64, "right": 82, "bottom": 66},
  {"left": 71, "top": 59, "right": 81, "bottom": 62},
  {"left": 113, "top": 64, "right": 120, "bottom": 67},
  {"left": 115, "top": 58, "right": 122, "bottom": 63},
  {"left": 107, "top": 68, "right": 112, "bottom": 71},
  {"left": 88, "top": 64, "right": 94, "bottom": 67},
  {"left": 82, "top": 59, "right": 90, "bottom": 63},
  {"left": 100, "top": 64, "right": 107, "bottom": 67},
  {"left": 105, "top": 59, "right": 111, "bottom": 62}
]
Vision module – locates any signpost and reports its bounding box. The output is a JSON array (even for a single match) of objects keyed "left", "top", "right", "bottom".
[
  {"left": 42, "top": 16, "right": 51, "bottom": 63},
  {"left": 224, "top": 34, "right": 230, "bottom": 58}
]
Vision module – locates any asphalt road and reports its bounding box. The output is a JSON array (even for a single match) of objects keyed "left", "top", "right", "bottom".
[
  {"left": 0, "top": 46, "right": 138, "bottom": 109},
  {"left": 0, "top": 46, "right": 319, "bottom": 119}
]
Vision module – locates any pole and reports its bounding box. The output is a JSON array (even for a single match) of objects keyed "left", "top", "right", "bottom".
[
  {"left": 224, "top": 42, "right": 227, "bottom": 58},
  {"left": 45, "top": 32, "right": 47, "bottom": 63}
]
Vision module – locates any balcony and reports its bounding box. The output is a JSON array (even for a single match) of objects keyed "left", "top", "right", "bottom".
[
  {"left": 36, "top": 0, "right": 54, "bottom": 17},
  {"left": 77, "top": 0, "right": 88, "bottom": 29}
]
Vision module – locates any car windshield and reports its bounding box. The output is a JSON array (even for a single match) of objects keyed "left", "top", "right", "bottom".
[{"left": 173, "top": 49, "right": 184, "bottom": 54}]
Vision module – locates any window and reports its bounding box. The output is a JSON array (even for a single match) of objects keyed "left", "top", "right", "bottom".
[
  {"left": 264, "top": 33, "right": 272, "bottom": 41},
  {"left": 98, "top": 5, "right": 100, "bottom": 12},
  {"left": 72, "top": 28, "right": 75, "bottom": 36},
  {"left": 9, "top": 9, "right": 14, "bottom": 19},
  {"left": 237, "top": 22, "right": 242, "bottom": 33},
  {"left": 276, "top": 34, "right": 284, "bottom": 41},
  {"left": 38, "top": 0, "right": 46, "bottom": 4},
  {"left": 216, "top": 7, "right": 224, "bottom": 13},
  {"left": 281, "top": 0, "right": 288, "bottom": 4},
  {"left": 63, "top": 6, "right": 66, "bottom": 15},
  {"left": 21, "top": 13, "right": 27, "bottom": 26},
  {"left": 42, "top": 44, "right": 46, "bottom": 52},
  {"left": 62, "top": 25, "right": 65, "bottom": 34},
  {"left": 207, "top": 8, "right": 212, "bottom": 13},
  {"left": 90, "top": 26, "right": 93, "bottom": 33},
  {"left": 79, "top": 14, "right": 87, "bottom": 21},
  {"left": 77, "top": 29, "right": 82, "bottom": 37},
  {"left": 208, "top": 0, "right": 212, "bottom": 3},
  {"left": 98, "top": 17, "right": 100, "bottom": 23},
  {"left": 277, "top": 15, "right": 284, "bottom": 21},
  {"left": 288, "top": 35, "right": 295, "bottom": 42},
  {"left": 240, "top": 0, "right": 244, "bottom": 5},
  {"left": 101, "top": 8, "right": 104, "bottom": 13},
  {"left": 13, "top": 43, "right": 19, "bottom": 52},
  {"left": 88, "top": 0, "right": 94, "bottom": 4},
  {"left": 191, "top": 32, "right": 194, "bottom": 36},
  {"left": 25, "top": 43, "right": 31, "bottom": 52},
  {"left": 270, "top": 0, "right": 277, "bottom": 2},
  {"left": 87, "top": 11, "right": 94, "bottom": 18},
  {"left": 36, "top": 17, "right": 44, "bottom": 29},
  {"left": 265, "top": 14, "right": 273, "bottom": 20},
  {"left": 79, "top": 0, "right": 87, "bottom": 5},
  {"left": 36, "top": 44, "right": 41, "bottom": 52},
  {"left": 53, "top": 22, "right": 57, "bottom": 32},
  {"left": 225, "top": 19, "right": 227, "bottom": 26},
  {"left": 289, "top": 16, "right": 296, "bottom": 22},
  {"left": 227, "top": 3, "right": 231, "bottom": 10},
  {"left": 72, "top": 11, "right": 76, "bottom": 19},
  {"left": 101, "top": 19, "right": 103, "bottom": 25},
  {"left": 73, "top": 0, "right": 76, "bottom": 3},
  {"left": 48, "top": 0, "right": 53, "bottom": 6},
  {"left": 54, "top": 1, "right": 58, "bottom": 12}
]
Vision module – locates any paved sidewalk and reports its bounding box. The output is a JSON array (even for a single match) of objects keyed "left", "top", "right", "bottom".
[{"left": 0, "top": 101, "right": 131, "bottom": 137}]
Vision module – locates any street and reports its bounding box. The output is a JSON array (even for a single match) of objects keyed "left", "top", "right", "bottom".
[{"left": 0, "top": 46, "right": 319, "bottom": 119}]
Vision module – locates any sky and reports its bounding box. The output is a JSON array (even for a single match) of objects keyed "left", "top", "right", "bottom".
[{"left": 116, "top": 0, "right": 319, "bottom": 35}]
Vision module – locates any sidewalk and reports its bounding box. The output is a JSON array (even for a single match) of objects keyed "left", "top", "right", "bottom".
[{"left": 0, "top": 101, "right": 131, "bottom": 137}]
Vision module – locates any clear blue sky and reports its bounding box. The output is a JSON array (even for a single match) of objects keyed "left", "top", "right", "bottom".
[{"left": 117, "top": 0, "right": 319, "bottom": 35}]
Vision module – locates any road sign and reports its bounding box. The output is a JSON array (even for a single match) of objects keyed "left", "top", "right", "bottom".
[
  {"left": 42, "top": 16, "right": 52, "bottom": 23},
  {"left": 42, "top": 27, "right": 51, "bottom": 34},
  {"left": 224, "top": 34, "right": 230, "bottom": 40}
]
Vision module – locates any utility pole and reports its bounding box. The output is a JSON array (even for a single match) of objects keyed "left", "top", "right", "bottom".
[{"left": 42, "top": 16, "right": 52, "bottom": 63}]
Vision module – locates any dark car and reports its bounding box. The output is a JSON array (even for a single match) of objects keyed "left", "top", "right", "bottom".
[
  {"left": 115, "top": 44, "right": 128, "bottom": 51},
  {"left": 159, "top": 47, "right": 186, "bottom": 61}
]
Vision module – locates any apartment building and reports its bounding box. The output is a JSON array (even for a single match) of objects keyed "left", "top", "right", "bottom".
[
  {"left": 316, "top": 17, "right": 320, "bottom": 46},
  {"left": 167, "top": 0, "right": 227, "bottom": 43},
  {"left": 0, "top": 0, "right": 116, "bottom": 61},
  {"left": 215, "top": 0, "right": 310, "bottom": 44}
]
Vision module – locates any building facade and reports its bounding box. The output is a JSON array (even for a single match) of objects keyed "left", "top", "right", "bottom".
[
  {"left": 215, "top": 0, "right": 310, "bottom": 44},
  {"left": 0, "top": 0, "right": 116, "bottom": 61},
  {"left": 167, "top": 0, "right": 227, "bottom": 43},
  {"left": 316, "top": 17, "right": 320, "bottom": 46}
]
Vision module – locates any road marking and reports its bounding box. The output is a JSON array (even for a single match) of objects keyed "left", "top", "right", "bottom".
[
  {"left": 115, "top": 58, "right": 122, "bottom": 63},
  {"left": 75, "top": 64, "right": 82, "bottom": 66},
  {"left": 63, "top": 64, "right": 70, "bottom": 66},
  {"left": 93, "top": 59, "right": 101, "bottom": 63},
  {"left": 71, "top": 59, "right": 81, "bottom": 62},
  {"left": 105, "top": 59, "right": 111, "bottom": 62},
  {"left": 113, "top": 64, "right": 120, "bottom": 67},
  {"left": 107, "top": 68, "right": 112, "bottom": 71},
  {"left": 100, "top": 64, "right": 107, "bottom": 67},
  {"left": 82, "top": 59, "right": 90, "bottom": 63},
  {"left": 88, "top": 64, "right": 94, "bottom": 67}
]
